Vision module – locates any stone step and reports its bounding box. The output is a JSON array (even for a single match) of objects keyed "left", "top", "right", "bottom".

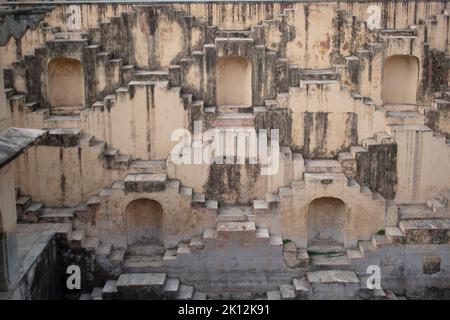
[
  {"left": 358, "top": 240, "right": 377, "bottom": 258},
  {"left": 176, "top": 243, "right": 191, "bottom": 256},
  {"left": 426, "top": 198, "right": 447, "bottom": 215},
  {"left": 266, "top": 290, "right": 281, "bottom": 300},
  {"left": 310, "top": 254, "right": 350, "bottom": 268},
  {"left": 346, "top": 249, "right": 363, "bottom": 260},
  {"left": 252, "top": 199, "right": 269, "bottom": 215},
  {"left": 176, "top": 285, "right": 194, "bottom": 300},
  {"left": 216, "top": 221, "right": 256, "bottom": 241},
  {"left": 4, "top": 88, "right": 15, "bottom": 98},
  {"left": 102, "top": 147, "right": 119, "bottom": 160},
  {"left": 164, "top": 278, "right": 180, "bottom": 299},
  {"left": 102, "top": 280, "right": 119, "bottom": 300},
  {"left": 22, "top": 201, "right": 44, "bottom": 222},
  {"left": 212, "top": 113, "right": 255, "bottom": 127},
  {"left": 96, "top": 51, "right": 112, "bottom": 60},
  {"left": 189, "top": 238, "right": 204, "bottom": 250},
  {"left": 53, "top": 222, "right": 72, "bottom": 238},
  {"left": 350, "top": 146, "right": 366, "bottom": 157},
  {"left": 399, "top": 219, "right": 450, "bottom": 244},
  {"left": 127, "top": 244, "right": 165, "bottom": 256},
  {"left": 123, "top": 255, "right": 164, "bottom": 272},
  {"left": 217, "top": 105, "right": 252, "bottom": 113},
  {"left": 43, "top": 128, "right": 82, "bottom": 147},
  {"left": 269, "top": 235, "right": 283, "bottom": 246},
  {"left": 116, "top": 273, "right": 167, "bottom": 299},
  {"left": 69, "top": 229, "right": 86, "bottom": 249},
  {"left": 399, "top": 204, "right": 447, "bottom": 219},
  {"left": 134, "top": 70, "right": 169, "bottom": 81},
  {"left": 362, "top": 138, "right": 378, "bottom": 149},
  {"left": 39, "top": 208, "right": 75, "bottom": 223},
  {"left": 202, "top": 228, "right": 217, "bottom": 241},
  {"left": 383, "top": 103, "right": 418, "bottom": 112},
  {"left": 217, "top": 206, "right": 252, "bottom": 222},
  {"left": 307, "top": 241, "right": 345, "bottom": 254},
  {"left": 191, "top": 193, "right": 206, "bottom": 205},
  {"left": 293, "top": 277, "right": 310, "bottom": 298},
  {"left": 179, "top": 186, "right": 193, "bottom": 197},
  {"left": 192, "top": 291, "right": 207, "bottom": 300},
  {"left": 23, "top": 101, "right": 40, "bottom": 112},
  {"left": 299, "top": 80, "right": 340, "bottom": 91},
  {"left": 162, "top": 249, "right": 177, "bottom": 263},
  {"left": 256, "top": 228, "right": 270, "bottom": 240},
  {"left": 87, "top": 195, "right": 101, "bottom": 207},
  {"left": 100, "top": 187, "right": 112, "bottom": 197},
  {"left": 116, "top": 154, "right": 132, "bottom": 166},
  {"left": 124, "top": 173, "right": 167, "bottom": 193},
  {"left": 304, "top": 172, "right": 347, "bottom": 184},
  {"left": 304, "top": 160, "right": 342, "bottom": 173},
  {"left": 82, "top": 237, "right": 100, "bottom": 251},
  {"left": 385, "top": 227, "right": 405, "bottom": 244},
  {"left": 386, "top": 111, "right": 425, "bottom": 126},
  {"left": 215, "top": 30, "right": 252, "bottom": 38},
  {"left": 374, "top": 131, "right": 394, "bottom": 144},
  {"left": 298, "top": 68, "right": 339, "bottom": 81},
  {"left": 279, "top": 284, "right": 296, "bottom": 300},
  {"left": 371, "top": 234, "right": 390, "bottom": 248},
  {"left": 16, "top": 195, "right": 32, "bottom": 210},
  {"left": 128, "top": 160, "right": 166, "bottom": 174},
  {"left": 307, "top": 269, "right": 359, "bottom": 284}
]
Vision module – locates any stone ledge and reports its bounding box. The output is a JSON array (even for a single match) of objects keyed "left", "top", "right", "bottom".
[
  {"left": 124, "top": 173, "right": 167, "bottom": 193},
  {"left": 0, "top": 127, "right": 47, "bottom": 169}
]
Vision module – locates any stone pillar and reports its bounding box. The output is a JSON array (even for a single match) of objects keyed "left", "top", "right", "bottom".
[
  {"left": 203, "top": 44, "right": 216, "bottom": 107},
  {"left": 0, "top": 164, "right": 19, "bottom": 290},
  {"left": 0, "top": 53, "right": 9, "bottom": 131}
]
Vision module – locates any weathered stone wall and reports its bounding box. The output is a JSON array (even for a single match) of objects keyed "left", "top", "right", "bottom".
[
  {"left": 7, "top": 235, "right": 60, "bottom": 300},
  {"left": 1, "top": 1, "right": 448, "bottom": 68},
  {"left": 0, "top": 164, "right": 18, "bottom": 290},
  {"left": 355, "top": 143, "right": 397, "bottom": 200}
]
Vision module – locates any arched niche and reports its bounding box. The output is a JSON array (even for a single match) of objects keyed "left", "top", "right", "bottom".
[
  {"left": 126, "top": 198, "right": 164, "bottom": 246},
  {"left": 48, "top": 58, "right": 85, "bottom": 110},
  {"left": 307, "top": 197, "right": 346, "bottom": 246},
  {"left": 216, "top": 56, "right": 252, "bottom": 107},
  {"left": 382, "top": 55, "right": 419, "bottom": 105}
]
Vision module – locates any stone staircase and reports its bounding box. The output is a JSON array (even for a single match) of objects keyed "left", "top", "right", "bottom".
[
  {"left": 80, "top": 273, "right": 207, "bottom": 300},
  {"left": 266, "top": 269, "right": 391, "bottom": 300},
  {"left": 3, "top": 5, "right": 449, "bottom": 157},
  {"left": 2, "top": 6, "right": 297, "bottom": 140}
]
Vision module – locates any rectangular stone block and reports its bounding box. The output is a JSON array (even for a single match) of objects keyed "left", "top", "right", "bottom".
[
  {"left": 399, "top": 219, "right": 450, "bottom": 244},
  {"left": 216, "top": 221, "right": 256, "bottom": 242},
  {"left": 116, "top": 273, "right": 166, "bottom": 299},
  {"left": 124, "top": 174, "right": 167, "bottom": 193}
]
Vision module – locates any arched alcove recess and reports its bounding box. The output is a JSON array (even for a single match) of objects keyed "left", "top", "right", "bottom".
[
  {"left": 126, "top": 198, "right": 164, "bottom": 246},
  {"left": 48, "top": 58, "right": 85, "bottom": 110},
  {"left": 382, "top": 55, "right": 419, "bottom": 105},
  {"left": 307, "top": 197, "right": 346, "bottom": 246},
  {"left": 216, "top": 56, "right": 252, "bottom": 106}
]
